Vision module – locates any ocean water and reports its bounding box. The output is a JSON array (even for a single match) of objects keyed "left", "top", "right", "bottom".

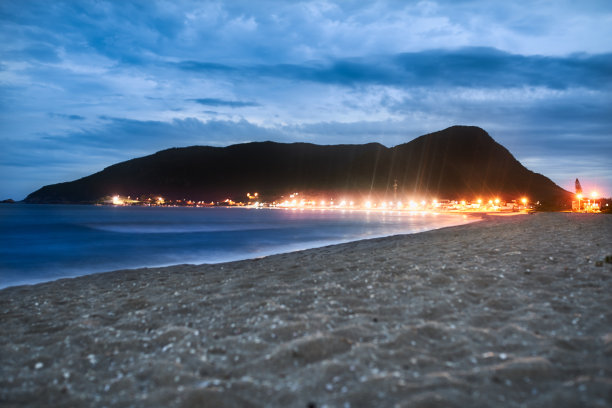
[{"left": 0, "top": 204, "right": 475, "bottom": 288}]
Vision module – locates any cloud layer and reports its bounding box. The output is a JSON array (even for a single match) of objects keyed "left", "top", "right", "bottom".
[{"left": 1, "top": 0, "right": 611, "bottom": 199}]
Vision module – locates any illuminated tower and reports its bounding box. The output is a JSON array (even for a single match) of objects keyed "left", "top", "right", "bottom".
[
  {"left": 575, "top": 178, "right": 583, "bottom": 195},
  {"left": 575, "top": 178, "right": 583, "bottom": 211}
]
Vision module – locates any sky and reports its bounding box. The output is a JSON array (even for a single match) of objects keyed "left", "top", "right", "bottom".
[{"left": 1, "top": 0, "right": 611, "bottom": 200}]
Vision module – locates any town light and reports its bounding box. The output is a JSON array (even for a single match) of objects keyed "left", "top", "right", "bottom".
[{"left": 590, "top": 191, "right": 600, "bottom": 211}]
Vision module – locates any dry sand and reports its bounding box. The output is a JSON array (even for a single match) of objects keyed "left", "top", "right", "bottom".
[{"left": 1, "top": 212, "right": 611, "bottom": 407}]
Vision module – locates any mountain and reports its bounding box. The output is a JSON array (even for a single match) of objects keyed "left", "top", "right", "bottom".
[{"left": 25, "top": 126, "right": 572, "bottom": 208}]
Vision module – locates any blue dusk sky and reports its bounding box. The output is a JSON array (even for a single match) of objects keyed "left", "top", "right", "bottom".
[{"left": 1, "top": 0, "right": 611, "bottom": 200}]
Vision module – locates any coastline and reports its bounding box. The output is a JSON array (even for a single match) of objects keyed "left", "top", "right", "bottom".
[
  {"left": 0, "top": 206, "right": 482, "bottom": 290},
  {"left": 1, "top": 212, "right": 611, "bottom": 407}
]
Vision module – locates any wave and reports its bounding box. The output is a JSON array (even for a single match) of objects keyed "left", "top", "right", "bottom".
[{"left": 84, "top": 223, "right": 283, "bottom": 234}]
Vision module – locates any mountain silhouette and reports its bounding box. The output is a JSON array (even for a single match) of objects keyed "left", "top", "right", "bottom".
[{"left": 25, "top": 126, "right": 572, "bottom": 208}]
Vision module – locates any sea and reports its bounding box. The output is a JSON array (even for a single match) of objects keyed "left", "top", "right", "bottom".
[{"left": 0, "top": 204, "right": 475, "bottom": 289}]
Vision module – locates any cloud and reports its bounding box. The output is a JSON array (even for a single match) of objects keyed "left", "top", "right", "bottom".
[
  {"left": 176, "top": 48, "right": 612, "bottom": 91},
  {"left": 392, "top": 48, "right": 612, "bottom": 89},
  {"left": 1, "top": 1, "right": 612, "bottom": 198},
  {"left": 4, "top": 1, "right": 611, "bottom": 73},
  {"left": 189, "top": 98, "right": 259, "bottom": 108},
  {"left": 48, "top": 113, "right": 85, "bottom": 120},
  {"left": 176, "top": 61, "right": 236, "bottom": 73}
]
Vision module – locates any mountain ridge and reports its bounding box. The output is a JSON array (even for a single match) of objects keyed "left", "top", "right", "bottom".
[{"left": 25, "top": 126, "right": 572, "bottom": 208}]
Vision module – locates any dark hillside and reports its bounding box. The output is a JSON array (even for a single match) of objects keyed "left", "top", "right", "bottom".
[{"left": 25, "top": 126, "right": 572, "bottom": 207}]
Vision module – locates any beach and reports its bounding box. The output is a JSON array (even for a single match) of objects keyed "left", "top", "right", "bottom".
[{"left": 1, "top": 212, "right": 611, "bottom": 407}]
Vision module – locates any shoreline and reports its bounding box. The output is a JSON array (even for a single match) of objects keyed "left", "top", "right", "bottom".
[
  {"left": 0, "top": 208, "right": 485, "bottom": 290},
  {"left": 1, "top": 212, "right": 611, "bottom": 407},
  {"left": 0, "top": 211, "right": 512, "bottom": 293}
]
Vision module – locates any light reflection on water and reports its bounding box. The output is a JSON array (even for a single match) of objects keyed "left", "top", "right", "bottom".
[{"left": 0, "top": 204, "right": 475, "bottom": 288}]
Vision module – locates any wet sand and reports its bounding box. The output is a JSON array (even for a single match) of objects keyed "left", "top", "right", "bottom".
[{"left": 1, "top": 212, "right": 611, "bottom": 407}]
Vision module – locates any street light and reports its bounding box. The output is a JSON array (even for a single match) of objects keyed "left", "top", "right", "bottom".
[{"left": 577, "top": 193, "right": 582, "bottom": 212}]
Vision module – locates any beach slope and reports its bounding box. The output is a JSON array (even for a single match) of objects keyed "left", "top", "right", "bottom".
[{"left": 1, "top": 213, "right": 611, "bottom": 407}]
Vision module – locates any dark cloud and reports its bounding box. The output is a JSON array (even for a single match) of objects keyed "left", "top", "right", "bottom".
[
  {"left": 175, "top": 48, "right": 612, "bottom": 90},
  {"left": 189, "top": 98, "right": 259, "bottom": 108},
  {"left": 49, "top": 113, "right": 86, "bottom": 120},
  {"left": 176, "top": 61, "right": 236, "bottom": 73}
]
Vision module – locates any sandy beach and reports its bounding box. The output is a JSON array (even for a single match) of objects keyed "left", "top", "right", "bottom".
[{"left": 1, "top": 212, "right": 611, "bottom": 407}]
